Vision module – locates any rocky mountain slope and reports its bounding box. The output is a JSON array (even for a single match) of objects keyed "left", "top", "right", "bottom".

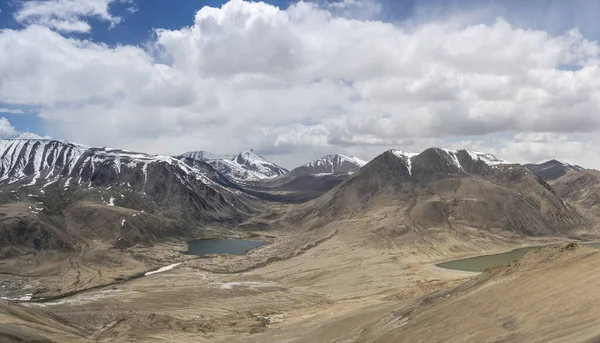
[
  {"left": 0, "top": 138, "right": 256, "bottom": 256},
  {"left": 525, "top": 159, "right": 584, "bottom": 181},
  {"left": 552, "top": 169, "right": 600, "bottom": 221},
  {"left": 298, "top": 148, "right": 586, "bottom": 237},
  {"left": 178, "top": 149, "right": 288, "bottom": 182},
  {"left": 0, "top": 299, "right": 89, "bottom": 342}
]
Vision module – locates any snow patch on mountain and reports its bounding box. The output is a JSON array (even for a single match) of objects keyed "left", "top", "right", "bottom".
[
  {"left": 390, "top": 148, "right": 510, "bottom": 176},
  {"left": 438, "top": 149, "right": 465, "bottom": 171},
  {"left": 390, "top": 150, "right": 418, "bottom": 175},
  {"left": 290, "top": 154, "right": 367, "bottom": 176},
  {"left": 465, "top": 151, "right": 511, "bottom": 165},
  {"left": 0, "top": 139, "right": 85, "bottom": 184},
  {"left": 179, "top": 149, "right": 288, "bottom": 182},
  {"left": 233, "top": 149, "right": 288, "bottom": 178},
  {"left": 0, "top": 139, "right": 219, "bottom": 191}
]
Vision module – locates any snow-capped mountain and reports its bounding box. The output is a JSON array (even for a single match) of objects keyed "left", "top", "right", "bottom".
[
  {"left": 0, "top": 139, "right": 85, "bottom": 186},
  {"left": 0, "top": 139, "right": 211, "bottom": 188},
  {"left": 0, "top": 138, "right": 253, "bottom": 217},
  {"left": 233, "top": 150, "right": 288, "bottom": 178},
  {"left": 390, "top": 148, "right": 512, "bottom": 177},
  {"left": 0, "top": 138, "right": 256, "bottom": 256},
  {"left": 179, "top": 149, "right": 288, "bottom": 182},
  {"left": 525, "top": 160, "right": 585, "bottom": 181},
  {"left": 290, "top": 154, "right": 367, "bottom": 176}
]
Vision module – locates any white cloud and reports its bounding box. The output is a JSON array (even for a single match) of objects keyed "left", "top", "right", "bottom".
[
  {"left": 0, "top": 108, "right": 25, "bottom": 114},
  {"left": 2, "top": 0, "right": 600, "bottom": 167},
  {"left": 14, "top": 0, "right": 125, "bottom": 33},
  {"left": 16, "top": 132, "right": 51, "bottom": 139},
  {"left": 499, "top": 133, "right": 598, "bottom": 166},
  {"left": 271, "top": 124, "right": 330, "bottom": 149},
  {"left": 0, "top": 117, "right": 17, "bottom": 138}
]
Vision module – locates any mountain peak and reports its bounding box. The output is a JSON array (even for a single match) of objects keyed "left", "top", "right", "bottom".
[
  {"left": 177, "top": 148, "right": 287, "bottom": 182},
  {"left": 387, "top": 148, "right": 510, "bottom": 177},
  {"left": 526, "top": 159, "right": 585, "bottom": 181},
  {"left": 290, "top": 153, "right": 366, "bottom": 176},
  {"left": 235, "top": 149, "right": 268, "bottom": 163}
]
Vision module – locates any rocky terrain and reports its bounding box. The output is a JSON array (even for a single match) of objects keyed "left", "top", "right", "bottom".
[
  {"left": 1, "top": 140, "right": 599, "bottom": 342},
  {"left": 551, "top": 169, "right": 600, "bottom": 225}
]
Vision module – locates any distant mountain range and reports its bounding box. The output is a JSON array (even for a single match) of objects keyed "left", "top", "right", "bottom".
[
  {"left": 289, "top": 154, "right": 366, "bottom": 176},
  {"left": 0, "top": 137, "right": 594, "bottom": 258},
  {"left": 178, "top": 149, "right": 287, "bottom": 182}
]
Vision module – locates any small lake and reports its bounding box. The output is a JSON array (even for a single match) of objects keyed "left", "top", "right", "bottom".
[
  {"left": 184, "top": 239, "right": 268, "bottom": 256},
  {"left": 437, "top": 243, "right": 600, "bottom": 272}
]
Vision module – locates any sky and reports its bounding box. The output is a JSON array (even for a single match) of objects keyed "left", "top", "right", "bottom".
[{"left": 1, "top": 0, "right": 600, "bottom": 169}]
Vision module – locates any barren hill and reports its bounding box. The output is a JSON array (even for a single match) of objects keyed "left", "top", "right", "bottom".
[
  {"left": 299, "top": 148, "right": 587, "bottom": 237},
  {"left": 552, "top": 170, "right": 600, "bottom": 223}
]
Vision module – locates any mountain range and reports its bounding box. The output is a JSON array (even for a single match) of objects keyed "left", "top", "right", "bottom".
[
  {"left": 2, "top": 137, "right": 600, "bottom": 342},
  {"left": 178, "top": 149, "right": 287, "bottom": 182},
  {"left": 0, "top": 138, "right": 256, "bottom": 256},
  {"left": 298, "top": 148, "right": 586, "bottom": 237},
  {"left": 0, "top": 138, "right": 594, "bottom": 285}
]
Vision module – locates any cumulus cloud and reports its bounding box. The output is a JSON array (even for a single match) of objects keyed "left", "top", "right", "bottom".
[
  {"left": 0, "top": 118, "right": 17, "bottom": 138},
  {"left": 500, "top": 133, "right": 597, "bottom": 165},
  {"left": 14, "top": 0, "right": 126, "bottom": 33},
  {"left": 2, "top": 0, "right": 600, "bottom": 167}
]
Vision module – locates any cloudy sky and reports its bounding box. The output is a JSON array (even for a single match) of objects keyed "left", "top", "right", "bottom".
[{"left": 1, "top": 0, "right": 600, "bottom": 168}]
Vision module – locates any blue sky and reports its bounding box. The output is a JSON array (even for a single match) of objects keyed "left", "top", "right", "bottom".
[
  {"left": 1, "top": 0, "right": 600, "bottom": 167},
  {"left": 2, "top": 0, "right": 599, "bottom": 47}
]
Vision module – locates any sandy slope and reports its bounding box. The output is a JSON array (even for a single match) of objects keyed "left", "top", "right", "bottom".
[
  {"left": 351, "top": 243, "right": 600, "bottom": 343},
  {"left": 0, "top": 299, "right": 90, "bottom": 342}
]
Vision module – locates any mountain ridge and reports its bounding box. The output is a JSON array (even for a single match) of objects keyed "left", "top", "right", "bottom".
[
  {"left": 296, "top": 148, "right": 586, "bottom": 237},
  {"left": 289, "top": 153, "right": 366, "bottom": 176},
  {"left": 0, "top": 138, "right": 257, "bottom": 256},
  {"left": 525, "top": 159, "right": 585, "bottom": 181},
  {"left": 177, "top": 148, "right": 288, "bottom": 182}
]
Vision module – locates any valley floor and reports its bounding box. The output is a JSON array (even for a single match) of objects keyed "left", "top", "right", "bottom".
[{"left": 9, "top": 214, "right": 588, "bottom": 342}]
